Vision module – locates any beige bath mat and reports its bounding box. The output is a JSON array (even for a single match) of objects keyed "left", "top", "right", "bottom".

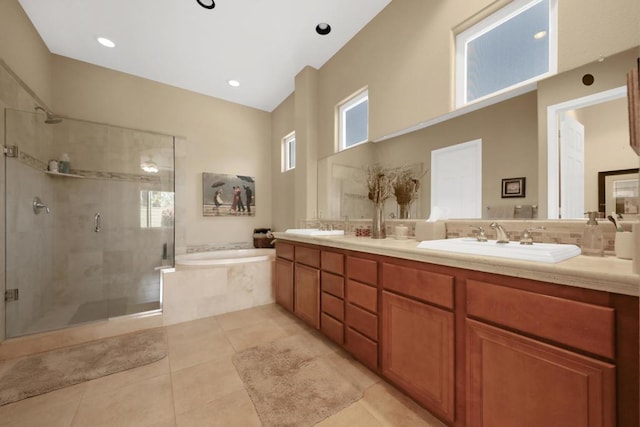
[
  {"left": 0, "top": 328, "right": 167, "bottom": 406},
  {"left": 232, "top": 335, "right": 363, "bottom": 426}
]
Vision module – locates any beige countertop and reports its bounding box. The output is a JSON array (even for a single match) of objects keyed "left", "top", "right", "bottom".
[{"left": 273, "top": 232, "right": 640, "bottom": 297}]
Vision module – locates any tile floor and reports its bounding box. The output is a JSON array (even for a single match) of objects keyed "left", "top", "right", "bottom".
[{"left": 0, "top": 304, "right": 446, "bottom": 427}]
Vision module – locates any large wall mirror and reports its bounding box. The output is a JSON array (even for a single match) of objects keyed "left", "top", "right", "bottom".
[{"left": 317, "top": 47, "right": 639, "bottom": 221}]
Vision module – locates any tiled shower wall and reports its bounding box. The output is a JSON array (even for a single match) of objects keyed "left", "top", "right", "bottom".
[{"left": 3, "top": 83, "right": 175, "bottom": 337}]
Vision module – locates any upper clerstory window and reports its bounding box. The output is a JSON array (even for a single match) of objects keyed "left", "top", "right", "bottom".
[
  {"left": 455, "top": 0, "right": 557, "bottom": 107},
  {"left": 339, "top": 89, "right": 369, "bottom": 151},
  {"left": 283, "top": 132, "right": 295, "bottom": 171}
]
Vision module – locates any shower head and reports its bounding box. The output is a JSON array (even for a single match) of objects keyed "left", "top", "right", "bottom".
[{"left": 34, "top": 106, "right": 62, "bottom": 124}]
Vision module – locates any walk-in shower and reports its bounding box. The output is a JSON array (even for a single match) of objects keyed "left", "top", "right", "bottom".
[{"left": 4, "top": 108, "right": 175, "bottom": 338}]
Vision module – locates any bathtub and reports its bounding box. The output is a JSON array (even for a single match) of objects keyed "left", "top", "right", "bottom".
[
  {"left": 162, "top": 248, "right": 276, "bottom": 325},
  {"left": 175, "top": 248, "right": 275, "bottom": 268}
]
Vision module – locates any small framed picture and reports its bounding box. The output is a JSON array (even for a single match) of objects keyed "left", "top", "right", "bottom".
[{"left": 501, "top": 177, "right": 526, "bottom": 198}]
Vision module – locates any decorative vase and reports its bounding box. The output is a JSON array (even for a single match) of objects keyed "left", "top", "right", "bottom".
[
  {"left": 398, "top": 201, "right": 412, "bottom": 219},
  {"left": 371, "top": 202, "right": 386, "bottom": 239}
]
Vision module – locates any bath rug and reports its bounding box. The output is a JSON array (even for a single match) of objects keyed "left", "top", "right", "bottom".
[
  {"left": 0, "top": 328, "right": 167, "bottom": 406},
  {"left": 232, "top": 335, "right": 363, "bottom": 427}
]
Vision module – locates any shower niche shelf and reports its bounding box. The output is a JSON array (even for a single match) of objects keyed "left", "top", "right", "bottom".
[{"left": 45, "top": 171, "right": 84, "bottom": 179}]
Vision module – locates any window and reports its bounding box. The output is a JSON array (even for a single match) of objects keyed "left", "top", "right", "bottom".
[
  {"left": 140, "top": 191, "right": 174, "bottom": 228},
  {"left": 455, "top": 0, "right": 557, "bottom": 107},
  {"left": 283, "top": 132, "right": 295, "bottom": 171},
  {"left": 339, "top": 89, "right": 368, "bottom": 150}
]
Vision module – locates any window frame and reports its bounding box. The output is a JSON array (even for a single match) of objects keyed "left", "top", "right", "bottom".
[
  {"left": 338, "top": 88, "right": 369, "bottom": 151},
  {"left": 455, "top": 0, "right": 557, "bottom": 108},
  {"left": 282, "top": 131, "right": 296, "bottom": 172}
]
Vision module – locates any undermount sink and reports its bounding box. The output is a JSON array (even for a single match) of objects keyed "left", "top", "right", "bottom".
[
  {"left": 284, "top": 228, "right": 345, "bottom": 236},
  {"left": 417, "top": 238, "right": 581, "bottom": 264}
]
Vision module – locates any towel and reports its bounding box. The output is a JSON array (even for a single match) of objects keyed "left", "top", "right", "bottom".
[
  {"left": 514, "top": 204, "right": 534, "bottom": 219},
  {"left": 487, "top": 205, "right": 514, "bottom": 219}
]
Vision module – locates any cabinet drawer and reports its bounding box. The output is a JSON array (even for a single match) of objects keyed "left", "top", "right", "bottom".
[
  {"left": 321, "top": 313, "right": 344, "bottom": 345},
  {"left": 276, "top": 241, "right": 294, "bottom": 261},
  {"left": 346, "top": 303, "right": 378, "bottom": 341},
  {"left": 322, "top": 292, "right": 344, "bottom": 321},
  {"left": 347, "top": 256, "right": 377, "bottom": 285},
  {"left": 382, "top": 263, "right": 454, "bottom": 309},
  {"left": 467, "top": 280, "right": 615, "bottom": 359},
  {"left": 321, "top": 271, "right": 344, "bottom": 298},
  {"left": 322, "top": 251, "right": 344, "bottom": 275},
  {"left": 295, "top": 245, "right": 320, "bottom": 268},
  {"left": 347, "top": 279, "right": 378, "bottom": 313},
  {"left": 346, "top": 327, "right": 378, "bottom": 371}
]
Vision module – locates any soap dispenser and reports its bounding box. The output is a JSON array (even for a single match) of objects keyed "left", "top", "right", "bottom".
[{"left": 581, "top": 211, "right": 604, "bottom": 257}]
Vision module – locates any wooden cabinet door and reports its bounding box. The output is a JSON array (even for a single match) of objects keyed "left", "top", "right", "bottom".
[
  {"left": 466, "top": 319, "right": 616, "bottom": 427},
  {"left": 294, "top": 264, "right": 320, "bottom": 329},
  {"left": 275, "top": 258, "right": 294, "bottom": 312},
  {"left": 381, "top": 291, "right": 454, "bottom": 422}
]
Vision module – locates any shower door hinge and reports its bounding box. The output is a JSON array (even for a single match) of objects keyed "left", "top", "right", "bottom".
[
  {"left": 4, "top": 289, "right": 18, "bottom": 302},
  {"left": 3, "top": 145, "right": 19, "bottom": 157}
]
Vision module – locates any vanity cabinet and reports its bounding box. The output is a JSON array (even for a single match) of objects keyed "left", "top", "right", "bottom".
[
  {"left": 274, "top": 238, "right": 638, "bottom": 427},
  {"left": 293, "top": 245, "right": 320, "bottom": 329},
  {"left": 275, "top": 242, "right": 294, "bottom": 312},
  {"left": 465, "top": 279, "right": 617, "bottom": 427},
  {"left": 345, "top": 255, "right": 379, "bottom": 371},
  {"left": 381, "top": 262, "right": 455, "bottom": 423},
  {"left": 320, "top": 250, "right": 345, "bottom": 345}
]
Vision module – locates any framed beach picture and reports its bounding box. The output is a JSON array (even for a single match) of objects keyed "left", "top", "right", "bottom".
[
  {"left": 598, "top": 168, "right": 639, "bottom": 219},
  {"left": 202, "top": 172, "right": 255, "bottom": 217}
]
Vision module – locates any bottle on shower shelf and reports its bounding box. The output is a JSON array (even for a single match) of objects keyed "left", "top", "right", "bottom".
[{"left": 59, "top": 153, "right": 70, "bottom": 174}]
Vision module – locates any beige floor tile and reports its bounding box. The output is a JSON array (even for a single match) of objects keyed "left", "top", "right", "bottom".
[
  {"left": 323, "top": 350, "right": 381, "bottom": 391},
  {"left": 166, "top": 315, "right": 222, "bottom": 342},
  {"left": 171, "top": 358, "right": 245, "bottom": 415},
  {"left": 215, "top": 305, "right": 278, "bottom": 332},
  {"left": 71, "top": 374, "right": 175, "bottom": 427},
  {"left": 360, "top": 382, "right": 447, "bottom": 427},
  {"left": 175, "top": 388, "right": 261, "bottom": 427},
  {"left": 83, "top": 356, "right": 170, "bottom": 398},
  {"left": 224, "top": 318, "right": 290, "bottom": 352},
  {"left": 316, "top": 401, "right": 385, "bottom": 427},
  {"left": 0, "top": 383, "right": 85, "bottom": 427},
  {"left": 168, "top": 328, "right": 235, "bottom": 372},
  {"left": 291, "top": 327, "right": 343, "bottom": 356}
]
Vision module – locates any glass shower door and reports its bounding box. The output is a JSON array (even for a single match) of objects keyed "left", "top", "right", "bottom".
[{"left": 4, "top": 108, "right": 174, "bottom": 338}]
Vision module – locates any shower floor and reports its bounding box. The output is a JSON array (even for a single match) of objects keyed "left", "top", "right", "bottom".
[{"left": 17, "top": 298, "right": 161, "bottom": 337}]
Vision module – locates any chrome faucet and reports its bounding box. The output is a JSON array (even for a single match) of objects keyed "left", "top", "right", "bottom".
[
  {"left": 490, "top": 222, "right": 509, "bottom": 243},
  {"left": 469, "top": 226, "right": 488, "bottom": 242},
  {"left": 520, "top": 226, "right": 545, "bottom": 245}
]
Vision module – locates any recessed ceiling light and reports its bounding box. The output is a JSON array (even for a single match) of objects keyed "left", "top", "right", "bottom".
[
  {"left": 228, "top": 80, "right": 240, "bottom": 87},
  {"left": 97, "top": 37, "right": 115, "bottom": 48},
  {"left": 197, "top": 0, "right": 215, "bottom": 9},
  {"left": 533, "top": 30, "right": 547, "bottom": 40},
  {"left": 316, "top": 23, "right": 331, "bottom": 35}
]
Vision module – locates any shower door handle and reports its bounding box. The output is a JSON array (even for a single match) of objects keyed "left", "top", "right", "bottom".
[{"left": 94, "top": 213, "right": 101, "bottom": 232}]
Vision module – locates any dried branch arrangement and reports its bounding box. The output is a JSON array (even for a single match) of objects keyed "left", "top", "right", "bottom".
[
  {"left": 393, "top": 166, "right": 421, "bottom": 205},
  {"left": 366, "top": 164, "right": 396, "bottom": 204}
]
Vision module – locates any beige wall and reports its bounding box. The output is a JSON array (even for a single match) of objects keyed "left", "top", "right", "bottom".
[
  {"left": 273, "top": 0, "right": 640, "bottom": 227},
  {"left": 270, "top": 93, "right": 296, "bottom": 232},
  {"left": 582, "top": 98, "right": 636, "bottom": 211},
  {"left": 1, "top": 0, "right": 273, "bottom": 248},
  {"left": 537, "top": 47, "right": 640, "bottom": 216},
  {"left": 50, "top": 56, "right": 272, "bottom": 246}
]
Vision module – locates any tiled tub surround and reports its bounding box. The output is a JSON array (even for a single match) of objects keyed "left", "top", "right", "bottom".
[
  {"left": 298, "top": 218, "right": 634, "bottom": 254},
  {"left": 4, "top": 108, "right": 175, "bottom": 337},
  {"left": 161, "top": 250, "right": 275, "bottom": 326}
]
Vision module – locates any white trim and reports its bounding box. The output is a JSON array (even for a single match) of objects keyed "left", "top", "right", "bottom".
[
  {"left": 455, "top": 0, "right": 557, "bottom": 108},
  {"left": 546, "top": 86, "right": 627, "bottom": 218},
  {"left": 282, "top": 131, "right": 295, "bottom": 172},
  {"left": 339, "top": 89, "right": 369, "bottom": 151}
]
